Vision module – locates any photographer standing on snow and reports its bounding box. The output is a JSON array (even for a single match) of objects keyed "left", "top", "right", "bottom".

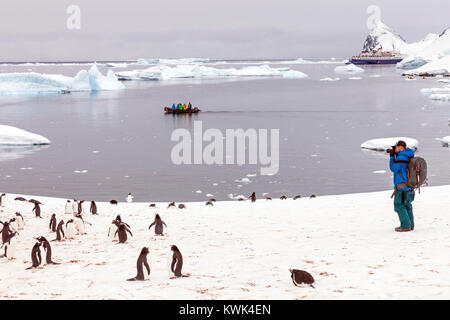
[{"left": 388, "top": 140, "right": 415, "bottom": 232}]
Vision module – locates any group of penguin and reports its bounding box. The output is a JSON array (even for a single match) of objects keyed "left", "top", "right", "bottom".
[{"left": 1, "top": 192, "right": 316, "bottom": 287}]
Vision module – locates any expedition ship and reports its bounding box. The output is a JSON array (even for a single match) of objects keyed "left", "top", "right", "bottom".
[{"left": 348, "top": 49, "right": 404, "bottom": 65}]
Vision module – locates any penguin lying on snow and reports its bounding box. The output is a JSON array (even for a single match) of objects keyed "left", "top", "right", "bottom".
[
  {"left": 148, "top": 214, "right": 167, "bottom": 236},
  {"left": 167, "top": 202, "right": 175, "bottom": 209},
  {"left": 289, "top": 269, "right": 315, "bottom": 288},
  {"left": 110, "top": 200, "right": 118, "bottom": 205},
  {"left": 127, "top": 247, "right": 150, "bottom": 281},
  {"left": 293, "top": 195, "right": 301, "bottom": 200}
]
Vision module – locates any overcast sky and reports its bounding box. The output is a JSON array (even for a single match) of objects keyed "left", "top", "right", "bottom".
[{"left": 0, "top": 0, "right": 448, "bottom": 61}]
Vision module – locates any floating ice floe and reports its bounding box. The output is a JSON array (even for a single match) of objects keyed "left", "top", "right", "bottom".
[
  {"left": 361, "top": 137, "right": 419, "bottom": 151},
  {"left": 320, "top": 77, "right": 340, "bottom": 81},
  {"left": 228, "top": 193, "right": 247, "bottom": 200},
  {"left": 436, "top": 136, "right": 450, "bottom": 147},
  {"left": 334, "top": 64, "right": 364, "bottom": 74},
  {"left": 0, "top": 125, "right": 50, "bottom": 146},
  {"left": 420, "top": 86, "right": 450, "bottom": 101},
  {"left": 349, "top": 77, "right": 362, "bottom": 80},
  {"left": 0, "top": 65, "right": 124, "bottom": 95},
  {"left": 373, "top": 170, "right": 387, "bottom": 174},
  {"left": 235, "top": 177, "right": 251, "bottom": 184},
  {"left": 116, "top": 64, "right": 308, "bottom": 81}
]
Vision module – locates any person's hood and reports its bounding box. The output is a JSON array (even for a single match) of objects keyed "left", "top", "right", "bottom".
[{"left": 397, "top": 148, "right": 415, "bottom": 161}]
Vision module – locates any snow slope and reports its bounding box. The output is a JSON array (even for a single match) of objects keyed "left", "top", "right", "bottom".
[
  {"left": 0, "top": 65, "right": 124, "bottom": 94},
  {"left": 0, "top": 187, "right": 448, "bottom": 300},
  {"left": 117, "top": 64, "right": 308, "bottom": 81},
  {"left": 0, "top": 125, "right": 50, "bottom": 146},
  {"left": 362, "top": 21, "right": 438, "bottom": 55}
]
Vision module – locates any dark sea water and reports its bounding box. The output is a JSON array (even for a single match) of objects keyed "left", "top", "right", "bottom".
[{"left": 0, "top": 61, "right": 449, "bottom": 202}]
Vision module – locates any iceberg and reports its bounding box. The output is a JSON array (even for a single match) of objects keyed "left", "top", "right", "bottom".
[
  {"left": 334, "top": 64, "right": 364, "bottom": 74},
  {"left": 361, "top": 137, "right": 418, "bottom": 151},
  {"left": 436, "top": 136, "right": 450, "bottom": 147},
  {"left": 116, "top": 64, "right": 308, "bottom": 81},
  {"left": 0, "top": 65, "right": 124, "bottom": 95},
  {"left": 404, "top": 55, "right": 450, "bottom": 76},
  {"left": 0, "top": 125, "right": 50, "bottom": 146}
]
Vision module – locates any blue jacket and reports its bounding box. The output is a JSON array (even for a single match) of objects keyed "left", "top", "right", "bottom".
[{"left": 389, "top": 148, "right": 415, "bottom": 191}]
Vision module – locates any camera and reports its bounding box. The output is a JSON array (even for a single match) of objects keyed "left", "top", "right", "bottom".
[{"left": 386, "top": 146, "right": 396, "bottom": 156}]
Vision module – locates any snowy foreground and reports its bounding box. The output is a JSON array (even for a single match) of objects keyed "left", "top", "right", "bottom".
[{"left": 0, "top": 187, "right": 449, "bottom": 300}]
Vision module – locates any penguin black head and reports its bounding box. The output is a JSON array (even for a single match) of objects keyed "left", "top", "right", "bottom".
[
  {"left": 155, "top": 214, "right": 161, "bottom": 219},
  {"left": 141, "top": 247, "right": 149, "bottom": 255},
  {"left": 51, "top": 213, "right": 56, "bottom": 217},
  {"left": 171, "top": 245, "right": 179, "bottom": 252},
  {"left": 35, "top": 236, "right": 48, "bottom": 243},
  {"left": 1, "top": 193, "right": 5, "bottom": 196},
  {"left": 67, "top": 200, "right": 71, "bottom": 202},
  {"left": 115, "top": 215, "right": 122, "bottom": 222}
]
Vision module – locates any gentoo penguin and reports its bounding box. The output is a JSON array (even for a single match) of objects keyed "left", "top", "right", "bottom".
[
  {"left": 26, "top": 242, "right": 42, "bottom": 270},
  {"left": 250, "top": 192, "right": 256, "bottom": 202},
  {"left": 167, "top": 202, "right": 175, "bottom": 209},
  {"left": 127, "top": 247, "right": 150, "bottom": 281},
  {"left": 126, "top": 193, "right": 134, "bottom": 203},
  {"left": 0, "top": 193, "right": 5, "bottom": 207},
  {"left": 77, "top": 200, "right": 84, "bottom": 215},
  {"left": 74, "top": 214, "right": 91, "bottom": 235},
  {"left": 266, "top": 197, "right": 272, "bottom": 201},
  {"left": 49, "top": 214, "right": 57, "bottom": 232},
  {"left": 110, "top": 200, "right": 118, "bottom": 205},
  {"left": 108, "top": 220, "right": 120, "bottom": 241},
  {"left": 148, "top": 214, "right": 167, "bottom": 236},
  {"left": 289, "top": 269, "right": 315, "bottom": 288},
  {"left": 205, "top": 201, "right": 214, "bottom": 206},
  {"left": 36, "top": 237, "right": 59, "bottom": 265},
  {"left": 170, "top": 245, "right": 187, "bottom": 278},
  {"left": 178, "top": 204, "right": 186, "bottom": 209},
  {"left": 209, "top": 198, "right": 216, "bottom": 202},
  {"left": 293, "top": 195, "right": 301, "bottom": 200},
  {"left": 64, "top": 200, "right": 73, "bottom": 215},
  {"left": 8, "top": 218, "right": 18, "bottom": 233},
  {"left": 53, "top": 220, "right": 65, "bottom": 241},
  {"left": 90, "top": 201, "right": 98, "bottom": 215},
  {"left": 115, "top": 223, "right": 133, "bottom": 244},
  {"left": 280, "top": 196, "right": 287, "bottom": 200},
  {"left": 0, "top": 221, "right": 12, "bottom": 245},
  {"left": 72, "top": 200, "right": 78, "bottom": 215},
  {"left": 1, "top": 232, "right": 17, "bottom": 260},
  {"left": 65, "top": 220, "right": 76, "bottom": 239},
  {"left": 310, "top": 194, "right": 316, "bottom": 198},
  {"left": 149, "top": 203, "right": 156, "bottom": 208},
  {"left": 32, "top": 203, "right": 42, "bottom": 218},
  {"left": 14, "top": 197, "right": 27, "bottom": 202},
  {"left": 15, "top": 212, "right": 24, "bottom": 230}
]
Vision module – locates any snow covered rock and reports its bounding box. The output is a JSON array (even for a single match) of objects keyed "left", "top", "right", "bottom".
[
  {"left": 334, "top": 64, "right": 364, "bottom": 74},
  {"left": 404, "top": 55, "right": 450, "bottom": 76},
  {"left": 0, "top": 125, "right": 50, "bottom": 146},
  {"left": 361, "top": 137, "right": 418, "bottom": 151},
  {"left": 436, "top": 136, "right": 450, "bottom": 147}
]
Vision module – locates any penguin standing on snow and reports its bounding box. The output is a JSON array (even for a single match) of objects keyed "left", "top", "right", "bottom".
[
  {"left": 115, "top": 223, "right": 133, "bottom": 244},
  {"left": 65, "top": 220, "right": 76, "bottom": 239},
  {"left": 8, "top": 218, "right": 18, "bottom": 233},
  {"left": 0, "top": 193, "right": 6, "bottom": 207},
  {"left": 148, "top": 214, "right": 167, "bottom": 236},
  {"left": 64, "top": 200, "right": 72, "bottom": 215},
  {"left": 170, "top": 245, "right": 188, "bottom": 278},
  {"left": 36, "top": 237, "right": 59, "bottom": 265},
  {"left": 249, "top": 192, "right": 256, "bottom": 202},
  {"left": 49, "top": 214, "right": 57, "bottom": 232},
  {"left": 26, "top": 242, "right": 42, "bottom": 270},
  {"left": 90, "top": 201, "right": 98, "bottom": 215},
  {"left": 53, "top": 220, "right": 65, "bottom": 241},
  {"left": 72, "top": 200, "right": 78, "bottom": 216},
  {"left": 127, "top": 247, "right": 150, "bottom": 281},
  {"left": 77, "top": 200, "right": 84, "bottom": 215},
  {"left": 1, "top": 231, "right": 18, "bottom": 260},
  {"left": 289, "top": 269, "right": 315, "bottom": 288},
  {"left": 32, "top": 203, "right": 42, "bottom": 218},
  {"left": 0, "top": 221, "right": 12, "bottom": 245},
  {"left": 74, "top": 214, "right": 91, "bottom": 235},
  {"left": 15, "top": 212, "right": 24, "bottom": 230},
  {"left": 108, "top": 220, "right": 120, "bottom": 241},
  {"left": 126, "top": 193, "right": 134, "bottom": 203}
]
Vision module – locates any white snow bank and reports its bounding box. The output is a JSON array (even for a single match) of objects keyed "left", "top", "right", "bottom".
[
  {"left": 334, "top": 64, "right": 364, "bottom": 74},
  {"left": 117, "top": 64, "right": 308, "bottom": 81},
  {"left": 0, "top": 125, "right": 50, "bottom": 146},
  {"left": 0, "top": 65, "right": 124, "bottom": 94},
  {"left": 405, "top": 55, "right": 450, "bottom": 76},
  {"left": 361, "top": 137, "right": 418, "bottom": 151},
  {"left": 0, "top": 186, "right": 449, "bottom": 299},
  {"left": 320, "top": 77, "right": 340, "bottom": 81}
]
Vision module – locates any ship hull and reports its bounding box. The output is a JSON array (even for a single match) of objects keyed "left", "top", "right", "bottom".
[{"left": 349, "top": 58, "right": 403, "bottom": 65}]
